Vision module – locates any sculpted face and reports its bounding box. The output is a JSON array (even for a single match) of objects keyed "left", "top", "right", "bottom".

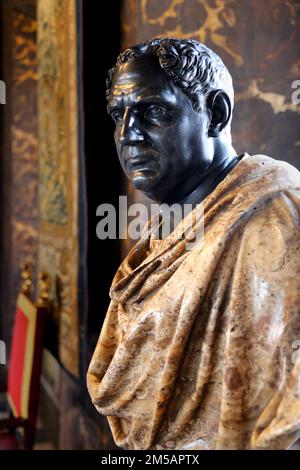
[{"left": 107, "top": 55, "right": 214, "bottom": 203}]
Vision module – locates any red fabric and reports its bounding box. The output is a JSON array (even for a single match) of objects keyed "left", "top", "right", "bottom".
[
  {"left": 0, "top": 433, "right": 20, "bottom": 450},
  {"left": 7, "top": 307, "right": 28, "bottom": 417}
]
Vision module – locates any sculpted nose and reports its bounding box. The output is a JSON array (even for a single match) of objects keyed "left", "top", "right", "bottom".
[{"left": 119, "top": 108, "right": 144, "bottom": 146}]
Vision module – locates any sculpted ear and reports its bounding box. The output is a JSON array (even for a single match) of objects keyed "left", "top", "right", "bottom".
[{"left": 206, "top": 90, "right": 232, "bottom": 137}]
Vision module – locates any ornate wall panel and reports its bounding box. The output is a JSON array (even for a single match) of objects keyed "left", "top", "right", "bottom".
[
  {"left": 37, "top": 0, "right": 82, "bottom": 377},
  {"left": 122, "top": 0, "right": 300, "bottom": 169},
  {"left": 1, "top": 0, "right": 39, "bottom": 346}
]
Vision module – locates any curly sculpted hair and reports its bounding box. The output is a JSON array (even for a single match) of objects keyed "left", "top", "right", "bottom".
[{"left": 106, "top": 37, "right": 234, "bottom": 119}]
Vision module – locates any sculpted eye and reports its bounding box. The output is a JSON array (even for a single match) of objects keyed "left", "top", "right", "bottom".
[{"left": 145, "top": 105, "right": 168, "bottom": 120}]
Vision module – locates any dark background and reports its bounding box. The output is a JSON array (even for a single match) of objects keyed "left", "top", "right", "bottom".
[{"left": 82, "top": 0, "right": 122, "bottom": 384}]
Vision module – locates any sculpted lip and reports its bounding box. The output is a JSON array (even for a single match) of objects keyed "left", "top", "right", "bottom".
[{"left": 126, "top": 155, "right": 159, "bottom": 174}]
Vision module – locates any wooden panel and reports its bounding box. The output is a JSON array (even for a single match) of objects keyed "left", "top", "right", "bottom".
[
  {"left": 37, "top": 0, "right": 82, "bottom": 377},
  {"left": 0, "top": 0, "right": 39, "bottom": 348}
]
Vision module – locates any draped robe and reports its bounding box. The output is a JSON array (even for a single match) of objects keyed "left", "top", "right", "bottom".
[{"left": 87, "top": 154, "right": 300, "bottom": 450}]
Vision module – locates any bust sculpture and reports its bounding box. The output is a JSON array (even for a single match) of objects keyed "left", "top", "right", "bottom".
[{"left": 87, "top": 38, "right": 300, "bottom": 450}]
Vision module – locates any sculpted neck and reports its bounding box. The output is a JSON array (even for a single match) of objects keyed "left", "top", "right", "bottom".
[
  {"left": 154, "top": 139, "right": 239, "bottom": 238},
  {"left": 174, "top": 139, "right": 238, "bottom": 208}
]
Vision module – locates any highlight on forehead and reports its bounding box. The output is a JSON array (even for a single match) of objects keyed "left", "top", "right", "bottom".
[
  {"left": 111, "top": 82, "right": 135, "bottom": 97},
  {"left": 108, "top": 83, "right": 180, "bottom": 110},
  {"left": 108, "top": 57, "right": 174, "bottom": 101}
]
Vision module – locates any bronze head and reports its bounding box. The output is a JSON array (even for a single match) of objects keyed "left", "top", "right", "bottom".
[{"left": 106, "top": 38, "right": 237, "bottom": 204}]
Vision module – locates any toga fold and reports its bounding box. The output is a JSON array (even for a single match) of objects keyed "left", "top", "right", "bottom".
[{"left": 87, "top": 154, "right": 300, "bottom": 450}]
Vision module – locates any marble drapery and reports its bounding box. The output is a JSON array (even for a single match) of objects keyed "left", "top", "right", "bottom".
[{"left": 88, "top": 154, "right": 300, "bottom": 449}]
